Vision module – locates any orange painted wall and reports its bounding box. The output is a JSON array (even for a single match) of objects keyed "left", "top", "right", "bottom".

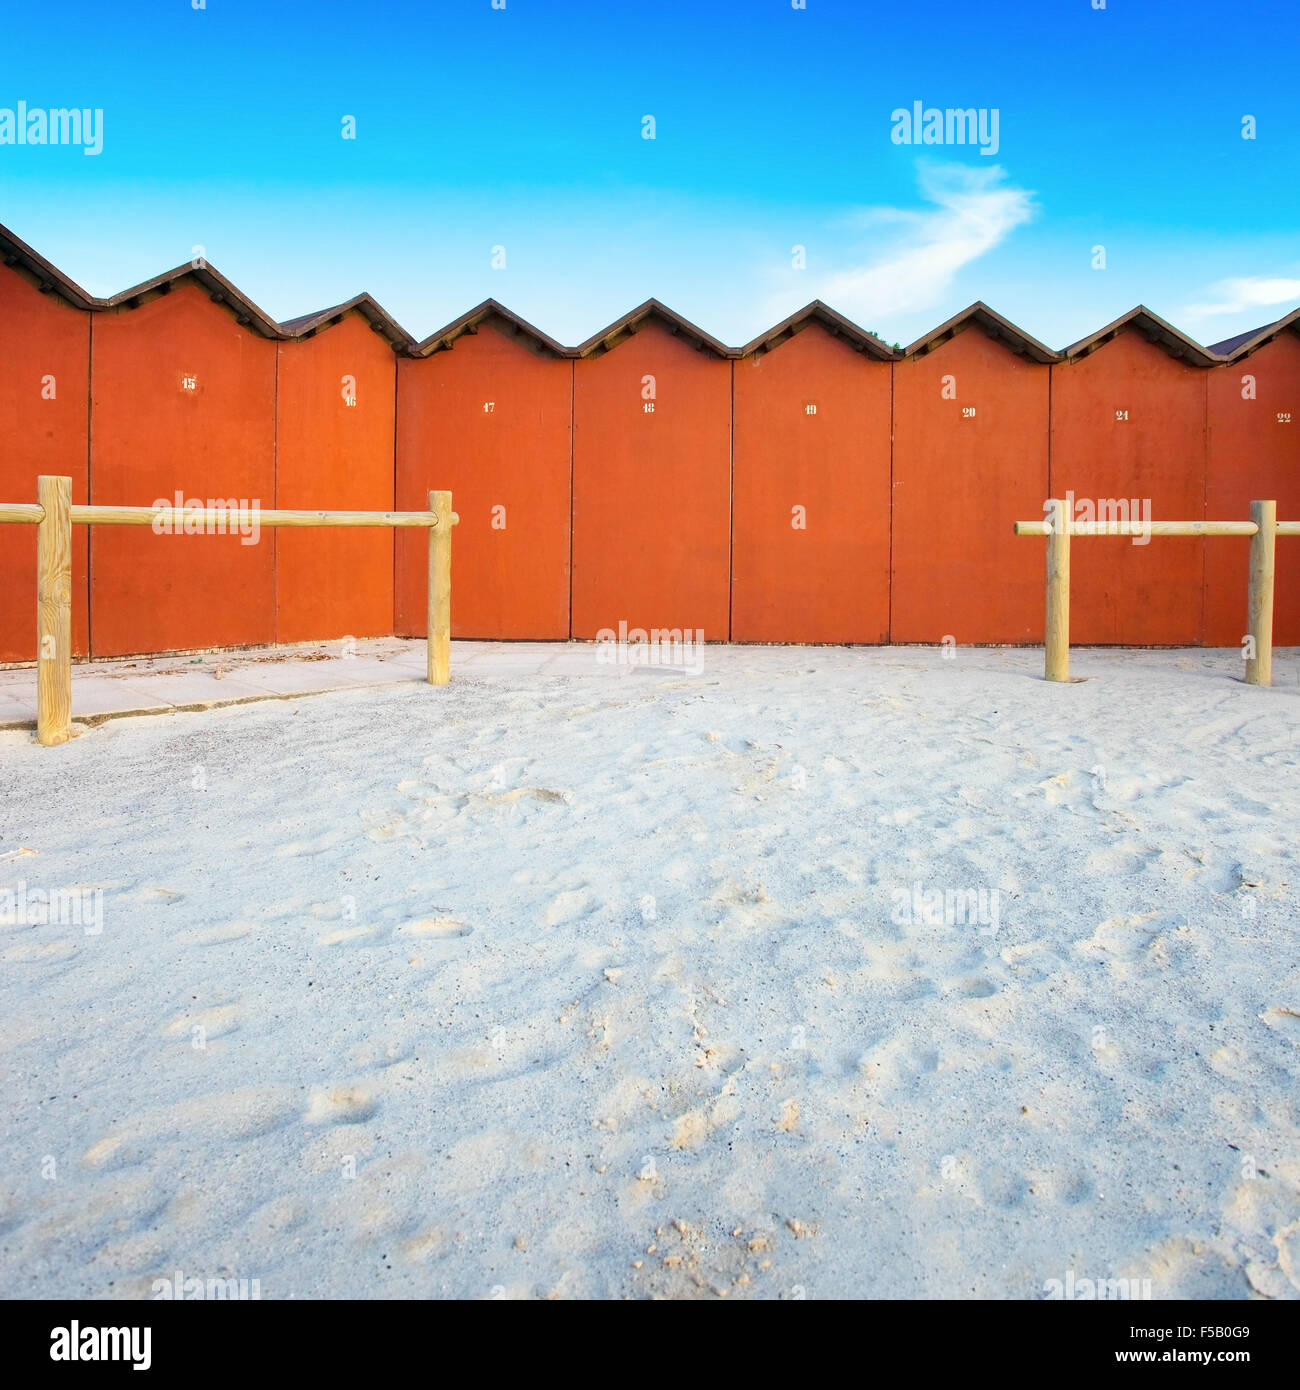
[
  {"left": 1204, "top": 333, "right": 1300, "bottom": 646},
  {"left": 572, "top": 323, "right": 731, "bottom": 640},
  {"left": 0, "top": 265, "right": 90, "bottom": 661},
  {"left": 1050, "top": 332, "right": 1207, "bottom": 645},
  {"left": 89, "top": 282, "right": 277, "bottom": 657},
  {"left": 395, "top": 324, "right": 571, "bottom": 639},
  {"left": 892, "top": 327, "right": 1048, "bottom": 642},
  {"left": 732, "top": 326, "right": 891, "bottom": 642},
  {"left": 13, "top": 265, "right": 1297, "bottom": 662},
  {"left": 275, "top": 313, "right": 395, "bottom": 643}
]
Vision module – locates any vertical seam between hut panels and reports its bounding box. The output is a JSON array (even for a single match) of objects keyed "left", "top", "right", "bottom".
[
  {"left": 567, "top": 356, "right": 575, "bottom": 641},
  {"left": 1046, "top": 356, "right": 1054, "bottom": 647},
  {"left": 86, "top": 306, "right": 95, "bottom": 659},
  {"left": 887, "top": 358, "right": 895, "bottom": 644},
  {"left": 1206, "top": 369, "right": 1212, "bottom": 650},
  {"left": 1203, "top": 366, "right": 1216, "bottom": 647},
  {"left": 391, "top": 351, "right": 400, "bottom": 638},
  {"left": 272, "top": 343, "right": 281, "bottom": 645},
  {"left": 727, "top": 357, "right": 735, "bottom": 643},
  {"left": 1046, "top": 357, "right": 1054, "bottom": 517}
]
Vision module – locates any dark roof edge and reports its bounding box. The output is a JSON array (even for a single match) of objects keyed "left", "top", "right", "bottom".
[
  {"left": 280, "top": 293, "right": 417, "bottom": 353},
  {"left": 6, "top": 219, "right": 1287, "bottom": 364},
  {"left": 1063, "top": 305, "right": 1221, "bottom": 366},
  {"left": 1207, "top": 305, "right": 1300, "bottom": 362},
  {"left": 574, "top": 299, "right": 736, "bottom": 358},
  {"left": 903, "top": 301, "right": 1060, "bottom": 364},
  {"left": 411, "top": 299, "right": 569, "bottom": 358},
  {"left": 101, "top": 261, "right": 285, "bottom": 338},
  {"left": 0, "top": 223, "right": 98, "bottom": 310},
  {"left": 740, "top": 300, "right": 899, "bottom": 360}
]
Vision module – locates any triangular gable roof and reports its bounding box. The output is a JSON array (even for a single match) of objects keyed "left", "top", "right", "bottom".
[
  {"left": 575, "top": 299, "right": 734, "bottom": 359},
  {"left": 903, "top": 302, "right": 1059, "bottom": 363},
  {"left": 101, "top": 261, "right": 284, "bottom": 338},
  {"left": 741, "top": 301, "right": 898, "bottom": 361},
  {"left": 412, "top": 299, "right": 568, "bottom": 358},
  {"left": 280, "top": 293, "right": 416, "bottom": 353},
  {"left": 1063, "top": 305, "right": 1219, "bottom": 366},
  {"left": 11, "top": 217, "right": 1276, "bottom": 368},
  {"left": 0, "top": 221, "right": 97, "bottom": 310},
  {"left": 1207, "top": 306, "right": 1300, "bottom": 362}
]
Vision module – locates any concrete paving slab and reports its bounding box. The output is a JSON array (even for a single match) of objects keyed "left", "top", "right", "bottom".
[
  {"left": 539, "top": 649, "right": 632, "bottom": 675},
  {"left": 70, "top": 682, "right": 175, "bottom": 719},
  {"left": 0, "top": 693, "right": 37, "bottom": 728},
  {"left": 0, "top": 666, "right": 35, "bottom": 690},
  {"left": 111, "top": 673, "right": 272, "bottom": 709},
  {"left": 229, "top": 660, "right": 401, "bottom": 694},
  {"left": 1, "top": 638, "right": 663, "bottom": 731},
  {"left": 460, "top": 660, "right": 559, "bottom": 678}
]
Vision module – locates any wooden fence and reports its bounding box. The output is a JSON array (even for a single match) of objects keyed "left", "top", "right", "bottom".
[
  {"left": 0, "top": 476, "right": 457, "bottom": 746},
  {"left": 1014, "top": 500, "right": 1297, "bottom": 684}
]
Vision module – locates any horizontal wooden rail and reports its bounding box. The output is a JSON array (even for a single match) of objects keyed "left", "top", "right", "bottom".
[
  {"left": 0, "top": 504, "right": 45, "bottom": 524},
  {"left": 1013, "top": 519, "right": 1258, "bottom": 537},
  {"left": 0, "top": 505, "right": 461, "bottom": 528},
  {"left": 1015, "top": 499, "right": 1294, "bottom": 686},
  {"left": 71, "top": 505, "right": 457, "bottom": 528},
  {"left": 1, "top": 477, "right": 458, "bottom": 746}
]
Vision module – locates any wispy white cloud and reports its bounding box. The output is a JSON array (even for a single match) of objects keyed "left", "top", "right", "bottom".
[
  {"left": 811, "top": 163, "right": 1035, "bottom": 321},
  {"left": 1183, "top": 275, "right": 1300, "bottom": 318}
]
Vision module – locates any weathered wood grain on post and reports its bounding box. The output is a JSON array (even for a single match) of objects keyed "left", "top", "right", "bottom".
[
  {"left": 1044, "top": 500, "right": 1071, "bottom": 683},
  {"left": 1246, "top": 499, "right": 1277, "bottom": 688},
  {"left": 427, "top": 491, "right": 453, "bottom": 685},
  {"left": 36, "top": 476, "right": 73, "bottom": 746}
]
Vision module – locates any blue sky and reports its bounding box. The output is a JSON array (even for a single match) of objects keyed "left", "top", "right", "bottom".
[{"left": 1, "top": 0, "right": 1297, "bottom": 349}]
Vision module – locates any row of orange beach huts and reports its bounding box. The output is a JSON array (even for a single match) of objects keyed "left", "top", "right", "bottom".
[{"left": 1, "top": 219, "right": 1297, "bottom": 664}]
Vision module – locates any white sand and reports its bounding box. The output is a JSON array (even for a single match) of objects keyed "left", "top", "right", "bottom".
[{"left": 1, "top": 644, "right": 1297, "bottom": 1300}]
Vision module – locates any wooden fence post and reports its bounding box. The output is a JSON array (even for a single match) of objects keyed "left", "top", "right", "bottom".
[
  {"left": 1044, "top": 498, "right": 1070, "bottom": 682},
  {"left": 36, "top": 475, "right": 73, "bottom": 746},
  {"left": 427, "top": 490, "right": 452, "bottom": 685},
  {"left": 1245, "top": 499, "right": 1276, "bottom": 688}
]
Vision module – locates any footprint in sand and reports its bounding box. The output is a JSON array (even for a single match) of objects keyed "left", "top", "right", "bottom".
[
  {"left": 360, "top": 810, "right": 410, "bottom": 841},
  {"left": 126, "top": 885, "right": 185, "bottom": 906},
  {"left": 948, "top": 977, "right": 999, "bottom": 999},
  {"left": 82, "top": 1132, "right": 141, "bottom": 1171},
  {"left": 1076, "top": 912, "right": 1166, "bottom": 963},
  {"left": 471, "top": 786, "right": 571, "bottom": 810},
  {"left": 544, "top": 889, "right": 595, "bottom": 926},
  {"left": 1260, "top": 1007, "right": 1300, "bottom": 1045},
  {"left": 399, "top": 1228, "right": 447, "bottom": 1263},
  {"left": 1036, "top": 772, "right": 1078, "bottom": 806},
  {"left": 276, "top": 830, "right": 349, "bottom": 860},
  {"left": 303, "top": 1085, "right": 378, "bottom": 1126},
  {"left": 1000, "top": 942, "right": 1064, "bottom": 984},
  {"left": 1085, "top": 842, "right": 1157, "bottom": 875},
  {"left": 318, "top": 925, "right": 386, "bottom": 947},
  {"left": 83, "top": 1086, "right": 298, "bottom": 1168},
  {"left": 181, "top": 920, "right": 254, "bottom": 948},
  {"left": 164, "top": 1003, "right": 239, "bottom": 1040},
  {"left": 399, "top": 918, "right": 471, "bottom": 939},
  {"left": 2, "top": 939, "right": 78, "bottom": 963}
]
